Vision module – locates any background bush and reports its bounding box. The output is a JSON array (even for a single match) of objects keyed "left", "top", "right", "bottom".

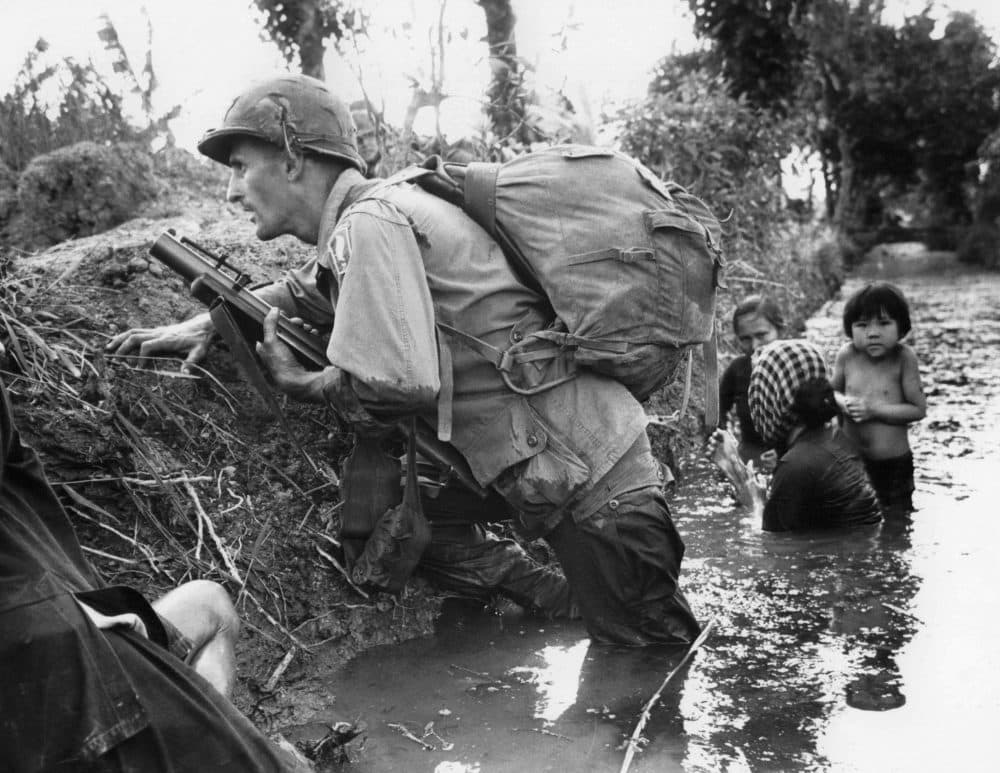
[{"left": 15, "top": 141, "right": 159, "bottom": 247}]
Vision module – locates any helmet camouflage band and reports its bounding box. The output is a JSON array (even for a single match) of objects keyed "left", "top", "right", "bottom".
[{"left": 197, "top": 73, "right": 366, "bottom": 174}]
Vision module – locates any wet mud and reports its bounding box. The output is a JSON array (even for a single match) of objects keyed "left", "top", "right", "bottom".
[{"left": 311, "top": 246, "right": 1000, "bottom": 772}]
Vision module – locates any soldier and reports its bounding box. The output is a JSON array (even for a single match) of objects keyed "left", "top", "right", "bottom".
[
  {"left": 350, "top": 103, "right": 384, "bottom": 179},
  {"left": 110, "top": 73, "right": 700, "bottom": 645}
]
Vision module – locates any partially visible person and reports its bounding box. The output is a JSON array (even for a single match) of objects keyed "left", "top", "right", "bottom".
[
  {"left": 832, "top": 282, "right": 926, "bottom": 513},
  {"left": 718, "top": 294, "right": 785, "bottom": 470},
  {"left": 350, "top": 104, "right": 384, "bottom": 179},
  {"left": 0, "top": 373, "right": 304, "bottom": 772},
  {"left": 711, "top": 340, "right": 881, "bottom": 532}
]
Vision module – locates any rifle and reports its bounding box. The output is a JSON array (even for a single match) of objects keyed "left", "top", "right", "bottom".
[{"left": 149, "top": 229, "right": 487, "bottom": 497}]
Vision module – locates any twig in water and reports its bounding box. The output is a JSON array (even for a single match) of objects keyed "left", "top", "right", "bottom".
[
  {"left": 513, "top": 727, "right": 572, "bottom": 742},
  {"left": 449, "top": 663, "right": 492, "bottom": 679},
  {"left": 388, "top": 723, "right": 435, "bottom": 751},
  {"left": 620, "top": 618, "right": 718, "bottom": 773}
]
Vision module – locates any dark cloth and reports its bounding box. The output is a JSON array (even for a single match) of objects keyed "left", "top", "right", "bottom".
[
  {"left": 763, "top": 427, "right": 882, "bottom": 532},
  {"left": 418, "top": 483, "right": 575, "bottom": 616},
  {"left": 0, "top": 379, "right": 292, "bottom": 773},
  {"left": 863, "top": 452, "right": 915, "bottom": 514},
  {"left": 544, "top": 435, "right": 700, "bottom": 645},
  {"left": 719, "top": 355, "right": 768, "bottom": 460}
]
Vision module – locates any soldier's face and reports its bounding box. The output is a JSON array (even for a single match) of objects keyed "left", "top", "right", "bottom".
[
  {"left": 226, "top": 138, "right": 293, "bottom": 241},
  {"left": 357, "top": 130, "right": 379, "bottom": 165}
]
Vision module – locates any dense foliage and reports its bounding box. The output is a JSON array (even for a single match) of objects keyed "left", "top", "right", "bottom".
[
  {"left": 687, "top": 0, "right": 1000, "bottom": 233},
  {"left": 0, "top": 40, "right": 147, "bottom": 174},
  {"left": 688, "top": 0, "right": 811, "bottom": 112},
  {"left": 251, "top": 0, "right": 366, "bottom": 79},
  {"left": 619, "top": 67, "right": 796, "bottom": 254}
]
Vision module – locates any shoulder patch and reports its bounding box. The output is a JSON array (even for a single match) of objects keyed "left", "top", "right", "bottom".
[{"left": 329, "top": 224, "right": 352, "bottom": 281}]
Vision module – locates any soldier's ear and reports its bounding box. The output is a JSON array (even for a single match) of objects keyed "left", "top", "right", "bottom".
[{"left": 285, "top": 149, "right": 307, "bottom": 181}]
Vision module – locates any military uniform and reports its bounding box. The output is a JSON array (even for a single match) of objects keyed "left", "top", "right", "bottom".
[{"left": 266, "top": 169, "right": 700, "bottom": 644}]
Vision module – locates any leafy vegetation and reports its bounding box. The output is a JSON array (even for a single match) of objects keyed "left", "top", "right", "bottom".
[
  {"left": 251, "top": 0, "right": 366, "bottom": 79},
  {"left": 687, "top": 0, "right": 1000, "bottom": 238},
  {"left": 0, "top": 39, "right": 144, "bottom": 174}
]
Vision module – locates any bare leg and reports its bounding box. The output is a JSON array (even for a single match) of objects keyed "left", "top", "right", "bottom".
[{"left": 152, "top": 579, "right": 240, "bottom": 699}]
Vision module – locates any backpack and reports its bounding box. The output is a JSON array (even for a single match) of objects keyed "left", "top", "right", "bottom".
[{"left": 345, "top": 144, "right": 724, "bottom": 422}]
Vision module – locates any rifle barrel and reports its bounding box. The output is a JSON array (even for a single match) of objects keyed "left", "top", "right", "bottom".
[{"left": 147, "top": 229, "right": 487, "bottom": 497}]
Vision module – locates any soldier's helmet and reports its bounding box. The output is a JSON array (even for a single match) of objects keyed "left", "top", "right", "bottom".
[
  {"left": 198, "top": 73, "right": 366, "bottom": 174},
  {"left": 351, "top": 109, "right": 375, "bottom": 136}
]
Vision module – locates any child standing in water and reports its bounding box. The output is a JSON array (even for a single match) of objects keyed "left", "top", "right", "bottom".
[
  {"left": 719, "top": 295, "right": 785, "bottom": 469},
  {"left": 832, "top": 282, "right": 926, "bottom": 512}
]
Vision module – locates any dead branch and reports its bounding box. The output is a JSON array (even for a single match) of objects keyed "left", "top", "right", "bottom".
[
  {"left": 620, "top": 618, "right": 718, "bottom": 773},
  {"left": 316, "top": 545, "right": 369, "bottom": 599},
  {"left": 183, "top": 480, "right": 243, "bottom": 584},
  {"left": 263, "top": 648, "right": 297, "bottom": 692},
  {"left": 388, "top": 723, "right": 435, "bottom": 751}
]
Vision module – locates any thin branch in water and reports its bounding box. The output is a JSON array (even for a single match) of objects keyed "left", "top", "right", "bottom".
[
  {"left": 620, "top": 618, "right": 718, "bottom": 773},
  {"left": 388, "top": 723, "right": 435, "bottom": 751}
]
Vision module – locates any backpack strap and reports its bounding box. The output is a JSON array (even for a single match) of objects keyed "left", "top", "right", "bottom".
[
  {"left": 435, "top": 326, "right": 454, "bottom": 443},
  {"left": 437, "top": 321, "right": 576, "bottom": 396},
  {"left": 702, "top": 326, "right": 720, "bottom": 428},
  {"left": 463, "top": 162, "right": 501, "bottom": 237}
]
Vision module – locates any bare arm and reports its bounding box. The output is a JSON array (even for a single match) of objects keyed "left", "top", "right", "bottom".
[{"left": 831, "top": 344, "right": 849, "bottom": 412}]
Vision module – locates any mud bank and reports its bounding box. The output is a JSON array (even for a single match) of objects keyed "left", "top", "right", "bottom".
[{"left": 302, "top": 246, "right": 1000, "bottom": 772}]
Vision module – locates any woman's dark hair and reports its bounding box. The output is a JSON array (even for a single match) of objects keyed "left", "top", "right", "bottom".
[
  {"left": 792, "top": 377, "right": 839, "bottom": 429},
  {"left": 732, "top": 294, "right": 785, "bottom": 334},
  {"left": 841, "top": 282, "right": 911, "bottom": 337}
]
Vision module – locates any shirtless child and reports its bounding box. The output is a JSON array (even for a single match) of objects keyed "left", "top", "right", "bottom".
[{"left": 832, "top": 282, "right": 926, "bottom": 512}]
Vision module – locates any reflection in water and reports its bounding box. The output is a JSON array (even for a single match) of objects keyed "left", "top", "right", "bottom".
[
  {"left": 314, "top": 259, "right": 999, "bottom": 771},
  {"left": 508, "top": 640, "right": 589, "bottom": 723},
  {"left": 434, "top": 762, "right": 481, "bottom": 773}
]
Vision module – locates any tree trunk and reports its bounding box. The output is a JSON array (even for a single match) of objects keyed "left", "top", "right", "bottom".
[
  {"left": 477, "top": 0, "right": 528, "bottom": 144},
  {"left": 297, "top": 2, "right": 326, "bottom": 80}
]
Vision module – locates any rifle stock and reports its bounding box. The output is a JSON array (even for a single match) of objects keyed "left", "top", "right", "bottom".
[{"left": 148, "top": 230, "right": 487, "bottom": 497}]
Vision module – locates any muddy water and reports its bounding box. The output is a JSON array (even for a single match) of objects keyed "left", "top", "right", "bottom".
[{"left": 319, "top": 248, "right": 1000, "bottom": 772}]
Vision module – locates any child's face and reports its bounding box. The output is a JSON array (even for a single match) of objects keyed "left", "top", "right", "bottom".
[
  {"left": 735, "top": 313, "right": 780, "bottom": 355},
  {"left": 850, "top": 312, "right": 901, "bottom": 358}
]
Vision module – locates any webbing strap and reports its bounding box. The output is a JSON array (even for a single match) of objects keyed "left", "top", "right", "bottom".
[
  {"left": 463, "top": 162, "right": 501, "bottom": 238},
  {"left": 436, "top": 321, "right": 505, "bottom": 368},
  {"left": 678, "top": 348, "right": 694, "bottom": 421},
  {"left": 702, "top": 326, "right": 720, "bottom": 428},
  {"left": 435, "top": 327, "right": 454, "bottom": 443},
  {"left": 530, "top": 329, "right": 630, "bottom": 355}
]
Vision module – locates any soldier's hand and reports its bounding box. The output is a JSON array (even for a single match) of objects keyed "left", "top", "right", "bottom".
[
  {"left": 257, "top": 308, "right": 325, "bottom": 401},
  {"left": 106, "top": 313, "right": 215, "bottom": 373}
]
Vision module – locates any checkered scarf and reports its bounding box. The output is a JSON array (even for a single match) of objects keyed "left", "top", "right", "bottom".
[{"left": 748, "top": 340, "right": 828, "bottom": 445}]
